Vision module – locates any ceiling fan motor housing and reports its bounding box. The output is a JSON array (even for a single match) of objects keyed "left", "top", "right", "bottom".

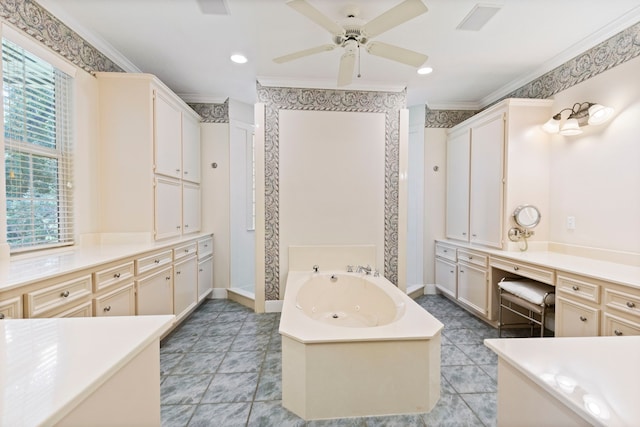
[{"left": 334, "top": 17, "right": 368, "bottom": 47}]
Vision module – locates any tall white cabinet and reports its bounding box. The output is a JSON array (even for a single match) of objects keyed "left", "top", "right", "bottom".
[
  {"left": 96, "top": 73, "right": 201, "bottom": 241},
  {"left": 445, "top": 98, "right": 553, "bottom": 249}
]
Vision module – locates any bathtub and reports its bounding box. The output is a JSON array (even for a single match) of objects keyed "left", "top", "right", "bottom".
[{"left": 279, "top": 270, "right": 443, "bottom": 420}]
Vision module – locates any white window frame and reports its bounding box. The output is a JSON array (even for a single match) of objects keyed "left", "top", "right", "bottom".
[{"left": 1, "top": 24, "right": 76, "bottom": 253}]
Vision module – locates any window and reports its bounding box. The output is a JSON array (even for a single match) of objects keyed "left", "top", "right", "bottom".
[{"left": 2, "top": 37, "right": 74, "bottom": 252}]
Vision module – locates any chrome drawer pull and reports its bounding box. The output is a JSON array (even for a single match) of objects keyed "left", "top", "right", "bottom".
[
  {"left": 572, "top": 285, "right": 579, "bottom": 291},
  {"left": 113, "top": 273, "right": 121, "bottom": 279},
  {"left": 579, "top": 316, "right": 587, "bottom": 322},
  {"left": 104, "top": 306, "right": 112, "bottom": 312},
  {"left": 627, "top": 301, "right": 636, "bottom": 308},
  {"left": 614, "top": 329, "right": 623, "bottom": 336},
  {"left": 61, "top": 291, "right": 70, "bottom": 298}
]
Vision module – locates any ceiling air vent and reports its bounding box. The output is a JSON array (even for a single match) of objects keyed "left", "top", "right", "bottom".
[
  {"left": 196, "top": 0, "right": 230, "bottom": 15},
  {"left": 456, "top": 4, "right": 502, "bottom": 31}
]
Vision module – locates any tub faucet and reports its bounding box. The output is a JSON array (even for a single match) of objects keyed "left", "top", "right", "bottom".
[
  {"left": 313, "top": 265, "right": 319, "bottom": 273},
  {"left": 357, "top": 265, "right": 372, "bottom": 275}
]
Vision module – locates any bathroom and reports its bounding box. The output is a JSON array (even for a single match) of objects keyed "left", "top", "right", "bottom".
[{"left": 1, "top": 0, "right": 639, "bottom": 426}]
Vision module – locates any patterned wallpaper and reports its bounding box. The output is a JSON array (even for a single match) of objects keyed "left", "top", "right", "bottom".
[
  {"left": 188, "top": 99, "right": 229, "bottom": 123},
  {"left": 256, "top": 83, "right": 406, "bottom": 300},
  {"left": 426, "top": 21, "right": 640, "bottom": 128},
  {"left": 0, "top": 0, "right": 122, "bottom": 73}
]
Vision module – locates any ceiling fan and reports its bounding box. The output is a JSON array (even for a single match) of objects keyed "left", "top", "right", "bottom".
[{"left": 274, "top": 0, "right": 429, "bottom": 87}]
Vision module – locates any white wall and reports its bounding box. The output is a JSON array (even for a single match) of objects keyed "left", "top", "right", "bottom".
[
  {"left": 201, "top": 123, "right": 230, "bottom": 290},
  {"left": 278, "top": 109, "right": 386, "bottom": 295},
  {"left": 547, "top": 55, "right": 640, "bottom": 254}
]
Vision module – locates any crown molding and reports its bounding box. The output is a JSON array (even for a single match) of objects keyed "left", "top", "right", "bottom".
[
  {"left": 178, "top": 93, "right": 228, "bottom": 104},
  {"left": 479, "top": 5, "right": 640, "bottom": 108},
  {"left": 426, "top": 101, "right": 480, "bottom": 110},
  {"left": 35, "top": 0, "right": 141, "bottom": 73}
]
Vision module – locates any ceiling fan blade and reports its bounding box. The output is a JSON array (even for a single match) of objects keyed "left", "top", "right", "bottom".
[
  {"left": 273, "top": 44, "right": 336, "bottom": 64},
  {"left": 366, "top": 41, "right": 427, "bottom": 67},
  {"left": 286, "top": 0, "right": 345, "bottom": 36},
  {"left": 363, "top": 0, "right": 428, "bottom": 38},
  {"left": 337, "top": 51, "right": 356, "bottom": 87}
]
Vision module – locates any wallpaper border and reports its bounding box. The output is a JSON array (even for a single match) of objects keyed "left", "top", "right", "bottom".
[
  {"left": 188, "top": 99, "right": 229, "bottom": 123},
  {"left": 426, "top": 21, "right": 640, "bottom": 128},
  {"left": 256, "top": 83, "right": 406, "bottom": 300}
]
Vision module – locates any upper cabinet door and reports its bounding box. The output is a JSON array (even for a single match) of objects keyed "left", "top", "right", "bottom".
[
  {"left": 182, "top": 113, "right": 201, "bottom": 183},
  {"left": 469, "top": 112, "right": 505, "bottom": 248},
  {"left": 446, "top": 128, "right": 471, "bottom": 241},
  {"left": 154, "top": 90, "right": 182, "bottom": 179}
]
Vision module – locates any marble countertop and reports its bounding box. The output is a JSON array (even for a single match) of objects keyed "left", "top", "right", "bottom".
[
  {"left": 0, "top": 315, "right": 174, "bottom": 427},
  {"left": 435, "top": 240, "right": 640, "bottom": 289},
  {"left": 485, "top": 336, "right": 640, "bottom": 427},
  {"left": 0, "top": 233, "right": 212, "bottom": 293}
]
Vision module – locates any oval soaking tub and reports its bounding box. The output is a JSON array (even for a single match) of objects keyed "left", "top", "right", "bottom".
[{"left": 279, "top": 270, "right": 443, "bottom": 420}]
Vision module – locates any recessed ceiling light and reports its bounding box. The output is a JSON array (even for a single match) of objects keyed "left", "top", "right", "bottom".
[
  {"left": 230, "top": 54, "right": 248, "bottom": 64},
  {"left": 417, "top": 66, "right": 433, "bottom": 75}
]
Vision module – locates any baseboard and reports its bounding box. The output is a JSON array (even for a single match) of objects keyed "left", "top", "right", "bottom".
[
  {"left": 265, "top": 299, "right": 283, "bottom": 313},
  {"left": 210, "top": 288, "right": 228, "bottom": 299},
  {"left": 424, "top": 284, "right": 437, "bottom": 295},
  {"left": 407, "top": 284, "right": 425, "bottom": 299},
  {"left": 227, "top": 289, "right": 255, "bottom": 310}
]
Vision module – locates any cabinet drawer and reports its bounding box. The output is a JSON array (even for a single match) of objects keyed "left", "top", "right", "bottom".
[
  {"left": 94, "top": 261, "right": 135, "bottom": 292},
  {"left": 457, "top": 249, "right": 487, "bottom": 268},
  {"left": 94, "top": 283, "right": 136, "bottom": 317},
  {"left": 198, "top": 237, "right": 213, "bottom": 259},
  {"left": 0, "top": 296, "right": 23, "bottom": 319},
  {"left": 557, "top": 274, "right": 600, "bottom": 304},
  {"left": 435, "top": 242, "right": 457, "bottom": 262},
  {"left": 53, "top": 301, "right": 93, "bottom": 318},
  {"left": 604, "top": 288, "right": 640, "bottom": 320},
  {"left": 136, "top": 249, "right": 173, "bottom": 276},
  {"left": 25, "top": 274, "right": 93, "bottom": 318},
  {"left": 491, "top": 258, "right": 554, "bottom": 285},
  {"left": 603, "top": 313, "right": 640, "bottom": 337},
  {"left": 555, "top": 296, "right": 600, "bottom": 337},
  {"left": 175, "top": 242, "right": 197, "bottom": 261}
]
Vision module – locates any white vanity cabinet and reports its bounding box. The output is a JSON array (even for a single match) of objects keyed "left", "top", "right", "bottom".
[
  {"left": 445, "top": 98, "right": 553, "bottom": 249},
  {"left": 24, "top": 273, "right": 93, "bottom": 318},
  {"left": 197, "top": 236, "right": 214, "bottom": 302},
  {"left": 135, "top": 249, "right": 175, "bottom": 316},
  {"left": 457, "top": 249, "right": 489, "bottom": 316},
  {"left": 555, "top": 273, "right": 602, "bottom": 337},
  {"left": 96, "top": 72, "right": 201, "bottom": 241},
  {"left": 0, "top": 296, "right": 23, "bottom": 319},
  {"left": 183, "top": 182, "right": 201, "bottom": 234},
  {"left": 434, "top": 242, "right": 457, "bottom": 299}
]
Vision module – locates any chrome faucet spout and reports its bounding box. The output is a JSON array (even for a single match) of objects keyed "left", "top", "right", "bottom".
[{"left": 357, "top": 265, "right": 372, "bottom": 275}]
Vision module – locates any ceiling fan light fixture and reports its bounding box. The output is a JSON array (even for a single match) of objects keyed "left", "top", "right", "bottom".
[
  {"left": 417, "top": 66, "right": 433, "bottom": 75},
  {"left": 230, "top": 53, "right": 248, "bottom": 64}
]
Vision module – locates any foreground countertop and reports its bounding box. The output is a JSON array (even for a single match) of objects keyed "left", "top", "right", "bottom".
[
  {"left": 485, "top": 336, "right": 640, "bottom": 427},
  {"left": 0, "top": 315, "right": 174, "bottom": 426},
  {"left": 436, "top": 240, "right": 640, "bottom": 289}
]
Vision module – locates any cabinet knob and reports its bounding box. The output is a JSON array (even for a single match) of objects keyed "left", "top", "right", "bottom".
[
  {"left": 184, "top": 171, "right": 189, "bottom": 175},
  {"left": 468, "top": 256, "right": 473, "bottom": 260},
  {"left": 185, "top": 224, "right": 189, "bottom": 228},
  {"left": 104, "top": 306, "right": 112, "bottom": 312},
  {"left": 176, "top": 271, "right": 181, "bottom": 275},
  {"left": 61, "top": 291, "right": 70, "bottom": 298},
  {"left": 176, "top": 225, "right": 181, "bottom": 229},
  {"left": 460, "top": 270, "right": 465, "bottom": 274},
  {"left": 199, "top": 268, "right": 203, "bottom": 272},
  {"left": 114, "top": 273, "right": 121, "bottom": 279},
  {"left": 513, "top": 266, "right": 519, "bottom": 271},
  {"left": 462, "top": 232, "right": 467, "bottom": 236},
  {"left": 184, "top": 248, "right": 189, "bottom": 253},
  {"left": 614, "top": 329, "right": 623, "bottom": 336},
  {"left": 165, "top": 276, "right": 171, "bottom": 280},
  {"left": 176, "top": 168, "right": 181, "bottom": 173},
  {"left": 450, "top": 270, "right": 454, "bottom": 274},
  {"left": 443, "top": 249, "right": 448, "bottom": 253},
  {"left": 579, "top": 316, "right": 587, "bottom": 322},
  {"left": 154, "top": 259, "right": 160, "bottom": 264},
  {"left": 572, "top": 285, "right": 579, "bottom": 291},
  {"left": 472, "top": 234, "right": 477, "bottom": 237},
  {"left": 627, "top": 301, "right": 636, "bottom": 308}
]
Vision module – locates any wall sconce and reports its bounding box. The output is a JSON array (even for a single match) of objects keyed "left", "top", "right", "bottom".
[{"left": 542, "top": 102, "right": 614, "bottom": 136}]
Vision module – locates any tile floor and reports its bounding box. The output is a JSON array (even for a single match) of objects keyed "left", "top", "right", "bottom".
[{"left": 160, "top": 294, "right": 527, "bottom": 426}]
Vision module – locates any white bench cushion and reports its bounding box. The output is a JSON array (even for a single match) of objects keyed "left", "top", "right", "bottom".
[{"left": 499, "top": 279, "right": 555, "bottom": 306}]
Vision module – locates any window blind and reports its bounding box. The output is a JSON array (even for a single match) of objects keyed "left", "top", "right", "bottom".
[{"left": 2, "top": 38, "right": 74, "bottom": 252}]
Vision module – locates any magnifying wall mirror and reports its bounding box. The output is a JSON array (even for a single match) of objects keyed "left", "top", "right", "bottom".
[{"left": 509, "top": 205, "right": 541, "bottom": 251}]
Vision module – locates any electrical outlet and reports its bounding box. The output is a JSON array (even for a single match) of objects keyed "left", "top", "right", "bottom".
[{"left": 567, "top": 216, "right": 576, "bottom": 230}]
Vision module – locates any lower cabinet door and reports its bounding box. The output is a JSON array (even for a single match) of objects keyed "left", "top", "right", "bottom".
[
  {"left": 94, "top": 283, "right": 136, "bottom": 317},
  {"left": 198, "top": 256, "right": 213, "bottom": 302},
  {"left": 435, "top": 257, "right": 456, "bottom": 299},
  {"left": 457, "top": 262, "right": 488, "bottom": 315},
  {"left": 174, "top": 256, "right": 198, "bottom": 320},
  {"left": 136, "top": 266, "right": 173, "bottom": 315},
  {"left": 555, "top": 296, "right": 600, "bottom": 337}
]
